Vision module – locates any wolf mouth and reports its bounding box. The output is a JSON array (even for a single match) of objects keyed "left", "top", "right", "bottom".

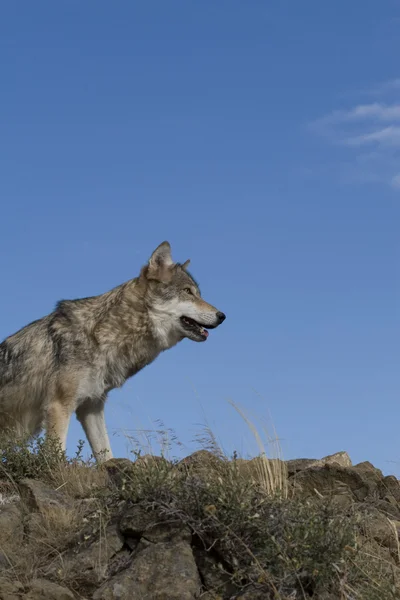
[{"left": 180, "top": 316, "right": 209, "bottom": 340}]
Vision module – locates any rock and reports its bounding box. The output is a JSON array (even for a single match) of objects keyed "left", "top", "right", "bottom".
[
  {"left": 0, "top": 579, "right": 24, "bottom": 600},
  {"left": 0, "top": 504, "right": 24, "bottom": 546},
  {"left": 356, "top": 535, "right": 395, "bottom": 571},
  {"left": 25, "top": 579, "right": 75, "bottom": 600},
  {"left": 360, "top": 508, "right": 400, "bottom": 549},
  {"left": 119, "top": 503, "right": 191, "bottom": 546},
  {"left": 103, "top": 458, "right": 136, "bottom": 489},
  {"left": 93, "top": 540, "right": 201, "bottom": 600},
  {"left": 119, "top": 503, "right": 154, "bottom": 539},
  {"left": 105, "top": 548, "right": 132, "bottom": 581},
  {"left": 350, "top": 463, "right": 385, "bottom": 499},
  {"left": 46, "top": 522, "right": 125, "bottom": 593},
  {"left": 0, "top": 505, "right": 25, "bottom": 574},
  {"left": 143, "top": 519, "right": 192, "bottom": 544},
  {"left": 379, "top": 475, "right": 400, "bottom": 503},
  {"left": 293, "top": 463, "right": 381, "bottom": 501},
  {"left": 373, "top": 499, "right": 400, "bottom": 520},
  {"left": 0, "top": 579, "right": 75, "bottom": 600},
  {"left": 235, "top": 586, "right": 272, "bottom": 599},
  {"left": 0, "top": 553, "right": 11, "bottom": 571},
  {"left": 18, "top": 479, "right": 72, "bottom": 513},
  {"left": 178, "top": 450, "right": 224, "bottom": 473},
  {"left": 286, "top": 452, "right": 352, "bottom": 476},
  {"left": 329, "top": 493, "right": 354, "bottom": 510},
  {"left": 285, "top": 458, "right": 318, "bottom": 476},
  {"left": 193, "top": 547, "right": 237, "bottom": 597},
  {"left": 0, "top": 481, "right": 20, "bottom": 505},
  {"left": 352, "top": 461, "right": 383, "bottom": 484},
  {"left": 317, "top": 451, "right": 352, "bottom": 468}
]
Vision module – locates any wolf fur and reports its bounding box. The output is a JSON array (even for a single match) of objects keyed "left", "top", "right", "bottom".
[{"left": 0, "top": 242, "right": 226, "bottom": 461}]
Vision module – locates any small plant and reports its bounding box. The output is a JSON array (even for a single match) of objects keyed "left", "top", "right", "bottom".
[
  {"left": 0, "top": 433, "right": 66, "bottom": 483},
  {"left": 0, "top": 433, "right": 107, "bottom": 498}
]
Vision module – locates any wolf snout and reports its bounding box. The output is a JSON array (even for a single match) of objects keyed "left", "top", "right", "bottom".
[{"left": 216, "top": 311, "right": 226, "bottom": 324}]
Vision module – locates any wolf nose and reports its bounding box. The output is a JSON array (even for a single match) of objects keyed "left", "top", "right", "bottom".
[{"left": 216, "top": 311, "right": 226, "bottom": 324}]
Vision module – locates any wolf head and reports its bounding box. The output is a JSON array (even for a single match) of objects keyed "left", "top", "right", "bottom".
[{"left": 141, "top": 241, "right": 226, "bottom": 343}]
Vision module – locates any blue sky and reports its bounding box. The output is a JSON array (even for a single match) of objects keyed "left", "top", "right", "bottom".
[{"left": 1, "top": 2, "right": 399, "bottom": 474}]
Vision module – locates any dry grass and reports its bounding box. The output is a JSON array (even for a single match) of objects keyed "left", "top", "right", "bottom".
[
  {"left": 120, "top": 399, "right": 288, "bottom": 498},
  {"left": 0, "top": 497, "right": 85, "bottom": 584},
  {"left": 228, "top": 399, "right": 288, "bottom": 497},
  {"left": 51, "top": 460, "right": 108, "bottom": 499}
]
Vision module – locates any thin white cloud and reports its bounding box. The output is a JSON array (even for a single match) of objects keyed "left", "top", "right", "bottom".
[
  {"left": 391, "top": 174, "right": 400, "bottom": 189},
  {"left": 348, "top": 104, "right": 400, "bottom": 121},
  {"left": 345, "top": 126, "right": 400, "bottom": 147},
  {"left": 312, "top": 104, "right": 400, "bottom": 133},
  {"left": 309, "top": 80, "right": 400, "bottom": 189}
]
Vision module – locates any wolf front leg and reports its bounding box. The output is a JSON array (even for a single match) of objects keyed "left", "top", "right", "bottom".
[
  {"left": 46, "top": 398, "right": 75, "bottom": 453},
  {"left": 75, "top": 398, "right": 113, "bottom": 462}
]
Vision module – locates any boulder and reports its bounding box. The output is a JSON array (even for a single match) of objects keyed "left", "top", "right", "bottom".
[
  {"left": 25, "top": 579, "right": 75, "bottom": 600},
  {"left": 286, "top": 452, "right": 352, "bottom": 476},
  {"left": 103, "top": 458, "right": 136, "bottom": 490},
  {"left": 0, "top": 579, "right": 24, "bottom": 600},
  {"left": 359, "top": 507, "right": 400, "bottom": 549},
  {"left": 292, "top": 462, "right": 381, "bottom": 501},
  {"left": 93, "top": 540, "right": 201, "bottom": 600},
  {"left": 0, "top": 504, "right": 24, "bottom": 546},
  {"left": 119, "top": 503, "right": 191, "bottom": 546},
  {"left": 18, "top": 479, "right": 72, "bottom": 513},
  {"left": 178, "top": 450, "right": 224, "bottom": 474},
  {"left": 46, "top": 522, "right": 125, "bottom": 593}
]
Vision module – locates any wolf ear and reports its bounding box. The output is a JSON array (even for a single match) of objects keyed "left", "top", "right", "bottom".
[
  {"left": 181, "top": 259, "right": 191, "bottom": 270},
  {"left": 148, "top": 241, "right": 174, "bottom": 270}
]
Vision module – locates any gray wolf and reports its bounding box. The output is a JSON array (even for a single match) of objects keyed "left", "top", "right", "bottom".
[{"left": 0, "top": 242, "right": 226, "bottom": 461}]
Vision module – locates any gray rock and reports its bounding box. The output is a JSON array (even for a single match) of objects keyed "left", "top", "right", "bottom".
[
  {"left": 104, "top": 458, "right": 136, "bottom": 490},
  {"left": 0, "top": 504, "right": 25, "bottom": 574},
  {"left": 93, "top": 540, "right": 201, "bottom": 600},
  {"left": 25, "top": 579, "right": 75, "bottom": 600},
  {"left": 359, "top": 507, "right": 400, "bottom": 549},
  {"left": 286, "top": 451, "right": 352, "bottom": 476},
  {"left": 0, "top": 504, "right": 24, "bottom": 546},
  {"left": 234, "top": 586, "right": 272, "bottom": 599},
  {"left": 292, "top": 462, "right": 381, "bottom": 501},
  {"left": 379, "top": 475, "right": 400, "bottom": 502},
  {"left": 193, "top": 547, "right": 237, "bottom": 597},
  {"left": 119, "top": 503, "right": 154, "bottom": 539},
  {"left": 18, "top": 479, "right": 72, "bottom": 513},
  {"left": 177, "top": 450, "right": 224, "bottom": 476},
  {"left": 0, "top": 579, "right": 24, "bottom": 600},
  {"left": 119, "top": 503, "right": 191, "bottom": 545},
  {"left": 46, "top": 522, "right": 124, "bottom": 593}
]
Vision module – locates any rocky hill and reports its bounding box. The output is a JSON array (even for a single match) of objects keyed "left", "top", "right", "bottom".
[{"left": 0, "top": 445, "right": 399, "bottom": 599}]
